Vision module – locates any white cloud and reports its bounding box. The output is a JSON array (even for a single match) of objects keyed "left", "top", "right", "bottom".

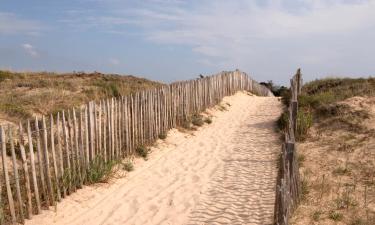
[
  {"left": 109, "top": 58, "right": 120, "bottom": 65},
  {"left": 22, "top": 43, "right": 39, "bottom": 57},
  {"left": 0, "top": 12, "right": 43, "bottom": 35}
]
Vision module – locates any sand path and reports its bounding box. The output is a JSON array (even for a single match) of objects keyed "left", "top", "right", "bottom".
[{"left": 26, "top": 92, "right": 282, "bottom": 225}]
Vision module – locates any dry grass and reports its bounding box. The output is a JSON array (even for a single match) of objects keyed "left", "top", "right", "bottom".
[
  {"left": 291, "top": 96, "right": 375, "bottom": 225},
  {"left": 0, "top": 70, "right": 162, "bottom": 125}
]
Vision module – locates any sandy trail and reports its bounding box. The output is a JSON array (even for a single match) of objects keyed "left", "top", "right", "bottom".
[{"left": 26, "top": 92, "right": 282, "bottom": 225}]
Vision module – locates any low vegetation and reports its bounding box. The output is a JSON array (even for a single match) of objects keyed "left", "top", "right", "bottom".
[
  {"left": 122, "top": 161, "right": 134, "bottom": 172},
  {"left": 0, "top": 70, "right": 161, "bottom": 125},
  {"left": 136, "top": 146, "right": 149, "bottom": 159},
  {"left": 86, "top": 157, "right": 118, "bottom": 184},
  {"left": 290, "top": 77, "right": 375, "bottom": 225},
  {"left": 158, "top": 132, "right": 167, "bottom": 140},
  {"left": 191, "top": 114, "right": 204, "bottom": 127}
]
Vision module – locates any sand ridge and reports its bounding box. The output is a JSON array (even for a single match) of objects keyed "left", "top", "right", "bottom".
[{"left": 26, "top": 92, "right": 282, "bottom": 225}]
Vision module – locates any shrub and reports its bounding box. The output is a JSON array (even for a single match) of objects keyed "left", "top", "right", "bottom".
[
  {"left": 136, "top": 146, "right": 149, "bottom": 159},
  {"left": 158, "top": 132, "right": 167, "bottom": 140},
  {"left": 123, "top": 161, "right": 134, "bottom": 172},
  {"left": 192, "top": 114, "right": 204, "bottom": 126}
]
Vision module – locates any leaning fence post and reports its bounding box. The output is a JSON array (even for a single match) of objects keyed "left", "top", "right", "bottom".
[{"left": 1, "top": 126, "right": 17, "bottom": 224}]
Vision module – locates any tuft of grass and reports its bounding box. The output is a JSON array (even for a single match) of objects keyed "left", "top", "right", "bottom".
[
  {"left": 136, "top": 146, "right": 149, "bottom": 159},
  {"left": 191, "top": 114, "right": 204, "bottom": 126},
  {"left": 297, "top": 153, "right": 306, "bottom": 166},
  {"left": 311, "top": 210, "right": 322, "bottom": 222},
  {"left": 158, "top": 132, "right": 167, "bottom": 140},
  {"left": 123, "top": 161, "right": 134, "bottom": 172},
  {"left": 328, "top": 210, "right": 343, "bottom": 221},
  {"left": 204, "top": 117, "right": 212, "bottom": 124},
  {"left": 86, "top": 157, "right": 117, "bottom": 184}
]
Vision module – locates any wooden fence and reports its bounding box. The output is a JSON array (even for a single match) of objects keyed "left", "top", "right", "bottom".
[
  {"left": 274, "top": 69, "right": 303, "bottom": 225},
  {"left": 0, "top": 70, "right": 271, "bottom": 224}
]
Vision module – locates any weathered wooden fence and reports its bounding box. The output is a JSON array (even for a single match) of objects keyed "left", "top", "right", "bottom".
[
  {"left": 0, "top": 70, "right": 271, "bottom": 224},
  {"left": 274, "top": 69, "right": 303, "bottom": 225}
]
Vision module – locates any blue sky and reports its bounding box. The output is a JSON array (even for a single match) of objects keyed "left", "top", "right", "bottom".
[{"left": 0, "top": 0, "right": 374, "bottom": 84}]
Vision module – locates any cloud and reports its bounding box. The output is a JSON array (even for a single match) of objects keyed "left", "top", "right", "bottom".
[
  {"left": 109, "top": 58, "right": 120, "bottom": 65},
  {"left": 22, "top": 43, "right": 39, "bottom": 57},
  {"left": 0, "top": 12, "right": 43, "bottom": 35}
]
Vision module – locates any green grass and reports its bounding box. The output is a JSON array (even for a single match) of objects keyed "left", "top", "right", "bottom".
[
  {"left": 86, "top": 157, "right": 117, "bottom": 184},
  {"left": 296, "top": 109, "right": 313, "bottom": 141}
]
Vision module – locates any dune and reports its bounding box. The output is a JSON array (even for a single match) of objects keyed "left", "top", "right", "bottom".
[{"left": 25, "top": 91, "right": 282, "bottom": 225}]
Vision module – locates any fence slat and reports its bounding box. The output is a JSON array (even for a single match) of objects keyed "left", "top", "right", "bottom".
[
  {"left": 18, "top": 123, "right": 33, "bottom": 219},
  {"left": 27, "top": 120, "right": 41, "bottom": 213},
  {"left": 9, "top": 127, "right": 24, "bottom": 223},
  {"left": 42, "top": 116, "right": 55, "bottom": 206},
  {"left": 50, "top": 115, "right": 61, "bottom": 201},
  {"left": 1, "top": 126, "right": 17, "bottom": 224},
  {"left": 34, "top": 117, "right": 48, "bottom": 207}
]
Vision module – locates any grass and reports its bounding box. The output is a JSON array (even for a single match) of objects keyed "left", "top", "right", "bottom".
[
  {"left": 0, "top": 70, "right": 161, "bottom": 125},
  {"left": 328, "top": 210, "right": 343, "bottom": 221},
  {"left": 191, "top": 114, "right": 204, "bottom": 126},
  {"left": 122, "top": 161, "right": 134, "bottom": 172},
  {"left": 86, "top": 157, "right": 118, "bottom": 184},
  {"left": 296, "top": 109, "right": 313, "bottom": 141},
  {"left": 311, "top": 210, "right": 322, "bottom": 221},
  {"left": 136, "top": 146, "right": 149, "bottom": 159},
  {"left": 289, "top": 76, "right": 375, "bottom": 225},
  {"left": 204, "top": 117, "right": 212, "bottom": 124}
]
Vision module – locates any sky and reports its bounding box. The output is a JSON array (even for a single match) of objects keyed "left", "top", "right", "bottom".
[{"left": 0, "top": 0, "right": 375, "bottom": 85}]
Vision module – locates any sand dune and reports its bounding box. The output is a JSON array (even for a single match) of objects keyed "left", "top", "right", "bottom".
[{"left": 26, "top": 92, "right": 282, "bottom": 225}]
